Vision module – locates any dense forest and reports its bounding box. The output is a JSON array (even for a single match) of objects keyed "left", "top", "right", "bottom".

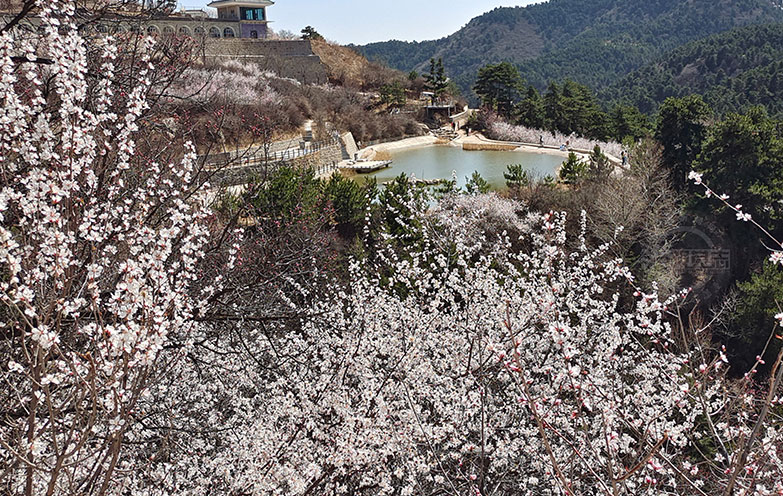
[
  {"left": 604, "top": 23, "right": 783, "bottom": 117},
  {"left": 356, "top": 0, "right": 783, "bottom": 100}
]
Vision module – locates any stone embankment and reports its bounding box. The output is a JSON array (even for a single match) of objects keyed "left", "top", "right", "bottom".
[
  {"left": 456, "top": 133, "right": 621, "bottom": 165},
  {"left": 203, "top": 39, "right": 328, "bottom": 85},
  {"left": 357, "top": 135, "right": 439, "bottom": 160}
]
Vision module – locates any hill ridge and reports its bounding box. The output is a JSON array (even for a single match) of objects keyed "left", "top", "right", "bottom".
[
  {"left": 356, "top": 0, "right": 783, "bottom": 98},
  {"left": 603, "top": 22, "right": 783, "bottom": 117}
]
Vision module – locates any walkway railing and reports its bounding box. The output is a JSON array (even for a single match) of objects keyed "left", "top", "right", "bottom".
[
  {"left": 201, "top": 137, "right": 339, "bottom": 166},
  {"left": 198, "top": 137, "right": 341, "bottom": 187}
]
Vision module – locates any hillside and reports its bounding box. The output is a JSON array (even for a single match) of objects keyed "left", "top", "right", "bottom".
[
  {"left": 356, "top": 0, "right": 783, "bottom": 98},
  {"left": 603, "top": 23, "right": 783, "bottom": 117},
  {"left": 310, "top": 39, "right": 404, "bottom": 88}
]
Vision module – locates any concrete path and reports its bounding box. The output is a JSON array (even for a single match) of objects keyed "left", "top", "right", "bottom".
[{"left": 358, "top": 135, "right": 439, "bottom": 160}]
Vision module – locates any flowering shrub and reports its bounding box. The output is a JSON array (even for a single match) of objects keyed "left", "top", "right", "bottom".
[
  {"left": 488, "top": 120, "right": 624, "bottom": 158},
  {"left": 134, "top": 185, "right": 783, "bottom": 495},
  {"left": 168, "top": 65, "right": 282, "bottom": 107},
  {"left": 165, "top": 57, "right": 422, "bottom": 146}
]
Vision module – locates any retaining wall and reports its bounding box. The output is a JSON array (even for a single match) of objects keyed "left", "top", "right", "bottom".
[
  {"left": 340, "top": 132, "right": 359, "bottom": 159},
  {"left": 203, "top": 39, "right": 328, "bottom": 84},
  {"left": 204, "top": 39, "right": 316, "bottom": 57},
  {"left": 462, "top": 142, "right": 519, "bottom": 151}
]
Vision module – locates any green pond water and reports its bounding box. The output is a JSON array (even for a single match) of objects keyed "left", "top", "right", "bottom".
[{"left": 360, "top": 145, "right": 566, "bottom": 190}]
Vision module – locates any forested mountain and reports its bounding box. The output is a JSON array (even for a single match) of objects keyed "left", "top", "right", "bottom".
[
  {"left": 356, "top": 0, "right": 783, "bottom": 98},
  {"left": 604, "top": 24, "right": 783, "bottom": 117}
]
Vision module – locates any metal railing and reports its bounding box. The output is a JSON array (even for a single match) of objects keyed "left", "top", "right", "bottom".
[
  {"left": 199, "top": 137, "right": 342, "bottom": 187},
  {"left": 201, "top": 137, "right": 339, "bottom": 167}
]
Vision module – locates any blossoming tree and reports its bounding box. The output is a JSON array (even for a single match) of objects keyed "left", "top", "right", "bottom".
[{"left": 0, "top": 2, "right": 217, "bottom": 493}]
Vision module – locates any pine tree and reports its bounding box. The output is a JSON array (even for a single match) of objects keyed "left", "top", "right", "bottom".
[
  {"left": 515, "top": 86, "right": 546, "bottom": 129},
  {"left": 504, "top": 164, "right": 532, "bottom": 191},
  {"left": 558, "top": 152, "right": 589, "bottom": 184},
  {"left": 656, "top": 95, "right": 712, "bottom": 190},
  {"left": 588, "top": 145, "right": 612, "bottom": 180},
  {"left": 473, "top": 62, "right": 524, "bottom": 116},
  {"left": 465, "top": 171, "right": 491, "bottom": 194},
  {"left": 301, "top": 26, "right": 324, "bottom": 40},
  {"left": 425, "top": 58, "right": 450, "bottom": 98}
]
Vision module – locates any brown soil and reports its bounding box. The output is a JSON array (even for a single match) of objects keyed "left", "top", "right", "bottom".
[{"left": 310, "top": 40, "right": 367, "bottom": 83}]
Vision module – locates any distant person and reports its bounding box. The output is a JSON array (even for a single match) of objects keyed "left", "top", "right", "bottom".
[
  {"left": 565, "top": 140, "right": 570, "bottom": 150},
  {"left": 621, "top": 150, "right": 628, "bottom": 167},
  {"left": 559, "top": 143, "right": 566, "bottom": 151},
  {"left": 539, "top": 135, "right": 544, "bottom": 147}
]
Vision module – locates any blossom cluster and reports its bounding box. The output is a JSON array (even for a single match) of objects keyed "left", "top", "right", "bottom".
[
  {"left": 0, "top": 2, "right": 218, "bottom": 492},
  {"left": 689, "top": 171, "right": 783, "bottom": 266},
  {"left": 168, "top": 63, "right": 282, "bottom": 106},
  {"left": 129, "top": 188, "right": 782, "bottom": 494}
]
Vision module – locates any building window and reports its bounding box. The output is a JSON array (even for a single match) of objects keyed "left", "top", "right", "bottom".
[
  {"left": 209, "top": 27, "right": 221, "bottom": 38},
  {"left": 162, "top": 26, "right": 175, "bottom": 36},
  {"left": 223, "top": 27, "right": 235, "bottom": 38},
  {"left": 147, "top": 25, "right": 160, "bottom": 36},
  {"left": 194, "top": 26, "right": 206, "bottom": 36},
  {"left": 179, "top": 26, "right": 191, "bottom": 36},
  {"left": 240, "top": 7, "right": 265, "bottom": 21},
  {"left": 250, "top": 30, "right": 258, "bottom": 38}
]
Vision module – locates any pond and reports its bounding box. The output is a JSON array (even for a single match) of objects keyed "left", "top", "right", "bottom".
[{"left": 360, "top": 145, "right": 566, "bottom": 190}]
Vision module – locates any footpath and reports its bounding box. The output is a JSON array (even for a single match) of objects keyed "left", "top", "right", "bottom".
[{"left": 454, "top": 132, "right": 622, "bottom": 165}]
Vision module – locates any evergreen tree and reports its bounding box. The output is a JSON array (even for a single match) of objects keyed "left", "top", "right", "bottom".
[
  {"left": 542, "top": 80, "right": 609, "bottom": 139},
  {"left": 723, "top": 262, "right": 783, "bottom": 373},
  {"left": 587, "top": 145, "right": 612, "bottom": 180},
  {"left": 300, "top": 26, "right": 324, "bottom": 40},
  {"left": 425, "top": 58, "right": 450, "bottom": 98},
  {"left": 322, "top": 173, "right": 371, "bottom": 238},
  {"left": 473, "top": 62, "right": 524, "bottom": 116},
  {"left": 694, "top": 106, "right": 783, "bottom": 227},
  {"left": 610, "top": 105, "right": 651, "bottom": 142},
  {"left": 515, "top": 86, "right": 546, "bottom": 129},
  {"left": 465, "top": 171, "right": 491, "bottom": 194},
  {"left": 560, "top": 80, "right": 608, "bottom": 139},
  {"left": 558, "top": 152, "right": 589, "bottom": 184},
  {"left": 504, "top": 164, "right": 532, "bottom": 191},
  {"left": 656, "top": 95, "right": 712, "bottom": 190},
  {"left": 435, "top": 171, "right": 458, "bottom": 198},
  {"left": 380, "top": 81, "right": 406, "bottom": 107},
  {"left": 247, "top": 166, "right": 322, "bottom": 222},
  {"left": 544, "top": 82, "right": 566, "bottom": 134}
]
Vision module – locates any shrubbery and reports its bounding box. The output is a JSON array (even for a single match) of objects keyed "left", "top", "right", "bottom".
[{"left": 166, "top": 58, "right": 423, "bottom": 149}]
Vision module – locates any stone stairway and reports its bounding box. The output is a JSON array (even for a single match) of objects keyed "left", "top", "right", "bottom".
[{"left": 431, "top": 127, "right": 459, "bottom": 141}]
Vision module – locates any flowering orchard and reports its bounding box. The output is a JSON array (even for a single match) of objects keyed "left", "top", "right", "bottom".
[
  {"left": 122, "top": 182, "right": 783, "bottom": 495},
  {"left": 2, "top": 3, "right": 783, "bottom": 495}
]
